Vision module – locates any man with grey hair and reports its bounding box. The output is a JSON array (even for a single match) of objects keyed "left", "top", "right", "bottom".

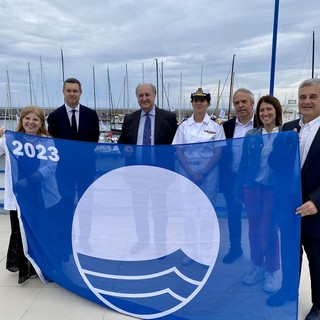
[
  {"left": 118, "top": 83, "right": 177, "bottom": 254},
  {"left": 220, "top": 88, "right": 257, "bottom": 264},
  {"left": 267, "top": 78, "right": 320, "bottom": 320},
  {"left": 118, "top": 83, "right": 177, "bottom": 145}
]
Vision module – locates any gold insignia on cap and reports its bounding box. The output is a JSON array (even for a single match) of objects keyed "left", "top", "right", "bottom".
[{"left": 192, "top": 88, "right": 207, "bottom": 97}]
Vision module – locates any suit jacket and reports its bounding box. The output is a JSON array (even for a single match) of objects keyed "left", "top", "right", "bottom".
[
  {"left": 47, "top": 104, "right": 100, "bottom": 142},
  {"left": 283, "top": 119, "right": 320, "bottom": 238},
  {"left": 118, "top": 107, "right": 177, "bottom": 170},
  {"left": 223, "top": 116, "right": 257, "bottom": 139},
  {"left": 118, "top": 107, "right": 177, "bottom": 145}
]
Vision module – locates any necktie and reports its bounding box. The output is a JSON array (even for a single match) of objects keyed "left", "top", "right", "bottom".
[
  {"left": 71, "top": 110, "right": 77, "bottom": 134},
  {"left": 143, "top": 113, "right": 151, "bottom": 145}
]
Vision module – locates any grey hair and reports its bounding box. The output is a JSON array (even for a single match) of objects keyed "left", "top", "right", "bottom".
[
  {"left": 299, "top": 78, "right": 320, "bottom": 91},
  {"left": 233, "top": 88, "right": 255, "bottom": 104},
  {"left": 135, "top": 83, "right": 157, "bottom": 96}
]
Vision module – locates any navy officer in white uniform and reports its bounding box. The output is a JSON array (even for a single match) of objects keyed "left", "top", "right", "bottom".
[{"left": 172, "top": 87, "right": 226, "bottom": 205}]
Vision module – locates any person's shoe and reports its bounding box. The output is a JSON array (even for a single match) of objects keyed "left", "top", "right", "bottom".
[
  {"left": 266, "top": 289, "right": 297, "bottom": 307},
  {"left": 222, "top": 248, "right": 243, "bottom": 264},
  {"left": 242, "top": 265, "right": 264, "bottom": 285},
  {"left": 305, "top": 305, "right": 320, "bottom": 320},
  {"left": 263, "top": 271, "right": 280, "bottom": 293}
]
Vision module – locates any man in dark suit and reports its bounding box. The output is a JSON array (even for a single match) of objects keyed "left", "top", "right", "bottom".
[
  {"left": 118, "top": 83, "right": 177, "bottom": 145},
  {"left": 47, "top": 77, "right": 99, "bottom": 143},
  {"left": 47, "top": 78, "right": 100, "bottom": 261},
  {"left": 220, "top": 88, "right": 256, "bottom": 263},
  {"left": 118, "top": 83, "right": 177, "bottom": 254},
  {"left": 267, "top": 78, "right": 320, "bottom": 320},
  {"left": 47, "top": 77, "right": 100, "bottom": 198}
]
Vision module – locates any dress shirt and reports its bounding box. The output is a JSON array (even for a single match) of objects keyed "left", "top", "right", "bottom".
[
  {"left": 65, "top": 104, "right": 80, "bottom": 130},
  {"left": 231, "top": 115, "right": 255, "bottom": 172},
  {"left": 172, "top": 113, "right": 226, "bottom": 145},
  {"left": 254, "top": 127, "right": 280, "bottom": 184},
  {"left": 299, "top": 116, "right": 320, "bottom": 168},
  {"left": 137, "top": 107, "right": 156, "bottom": 145},
  {"left": 234, "top": 115, "right": 255, "bottom": 139}
]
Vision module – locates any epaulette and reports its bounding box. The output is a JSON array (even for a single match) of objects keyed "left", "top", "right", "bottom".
[
  {"left": 177, "top": 116, "right": 190, "bottom": 125},
  {"left": 210, "top": 115, "right": 223, "bottom": 124}
]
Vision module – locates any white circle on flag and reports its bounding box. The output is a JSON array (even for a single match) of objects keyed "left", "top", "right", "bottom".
[{"left": 73, "top": 165, "right": 220, "bottom": 318}]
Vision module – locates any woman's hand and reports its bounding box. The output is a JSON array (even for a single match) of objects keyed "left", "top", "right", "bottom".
[{"left": 0, "top": 127, "right": 5, "bottom": 138}]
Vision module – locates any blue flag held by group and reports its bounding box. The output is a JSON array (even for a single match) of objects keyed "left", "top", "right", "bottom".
[{"left": 6, "top": 130, "right": 301, "bottom": 320}]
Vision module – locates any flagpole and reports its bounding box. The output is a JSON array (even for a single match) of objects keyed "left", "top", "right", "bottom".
[{"left": 269, "top": 0, "right": 280, "bottom": 96}]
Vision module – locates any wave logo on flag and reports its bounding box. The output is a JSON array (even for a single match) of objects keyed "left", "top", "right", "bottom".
[{"left": 72, "top": 165, "right": 220, "bottom": 319}]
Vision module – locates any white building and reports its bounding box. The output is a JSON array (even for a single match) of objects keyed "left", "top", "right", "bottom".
[{"left": 282, "top": 98, "right": 299, "bottom": 122}]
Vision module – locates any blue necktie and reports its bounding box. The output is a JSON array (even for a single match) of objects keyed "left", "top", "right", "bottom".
[{"left": 143, "top": 113, "right": 151, "bottom": 145}]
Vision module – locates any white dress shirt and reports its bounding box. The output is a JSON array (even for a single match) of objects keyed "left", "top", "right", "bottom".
[
  {"left": 299, "top": 116, "right": 320, "bottom": 168},
  {"left": 231, "top": 115, "right": 255, "bottom": 172},
  {"left": 65, "top": 104, "right": 80, "bottom": 130}
]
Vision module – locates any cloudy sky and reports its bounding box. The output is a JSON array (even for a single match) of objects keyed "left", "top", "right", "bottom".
[{"left": 0, "top": 0, "right": 319, "bottom": 114}]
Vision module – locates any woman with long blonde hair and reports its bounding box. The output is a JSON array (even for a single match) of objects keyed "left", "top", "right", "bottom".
[{"left": 0, "top": 105, "right": 48, "bottom": 283}]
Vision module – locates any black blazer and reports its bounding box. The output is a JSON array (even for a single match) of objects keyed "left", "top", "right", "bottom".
[
  {"left": 283, "top": 119, "right": 320, "bottom": 238},
  {"left": 47, "top": 104, "right": 100, "bottom": 142},
  {"left": 118, "top": 107, "right": 177, "bottom": 145}
]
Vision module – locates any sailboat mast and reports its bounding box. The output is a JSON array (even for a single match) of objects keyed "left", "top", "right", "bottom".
[
  {"left": 214, "top": 80, "right": 221, "bottom": 116},
  {"left": 40, "top": 56, "right": 45, "bottom": 109},
  {"left": 312, "top": 30, "right": 315, "bottom": 79},
  {"left": 92, "top": 66, "right": 97, "bottom": 110},
  {"left": 61, "top": 49, "right": 65, "bottom": 83},
  {"left": 228, "top": 55, "right": 236, "bottom": 120},
  {"left": 179, "top": 71, "right": 182, "bottom": 121},
  {"left": 28, "top": 62, "right": 33, "bottom": 105},
  {"left": 155, "top": 59, "right": 159, "bottom": 106},
  {"left": 125, "top": 63, "right": 129, "bottom": 112},
  {"left": 161, "top": 61, "right": 164, "bottom": 109},
  {"left": 6, "top": 70, "right": 13, "bottom": 126},
  {"left": 107, "top": 66, "right": 114, "bottom": 130},
  {"left": 142, "top": 63, "right": 145, "bottom": 83},
  {"left": 6, "top": 70, "right": 12, "bottom": 109}
]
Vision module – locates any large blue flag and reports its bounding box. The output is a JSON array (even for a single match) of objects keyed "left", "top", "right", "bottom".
[{"left": 6, "top": 130, "right": 301, "bottom": 320}]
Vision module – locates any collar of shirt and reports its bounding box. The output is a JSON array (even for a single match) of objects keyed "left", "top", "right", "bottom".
[
  {"left": 235, "top": 114, "right": 254, "bottom": 127},
  {"left": 233, "top": 115, "right": 254, "bottom": 139},
  {"left": 299, "top": 115, "right": 320, "bottom": 131},
  {"left": 262, "top": 126, "right": 280, "bottom": 134},
  {"left": 141, "top": 106, "right": 156, "bottom": 118},
  {"left": 187, "top": 113, "right": 210, "bottom": 125},
  {"left": 65, "top": 104, "right": 80, "bottom": 113}
]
